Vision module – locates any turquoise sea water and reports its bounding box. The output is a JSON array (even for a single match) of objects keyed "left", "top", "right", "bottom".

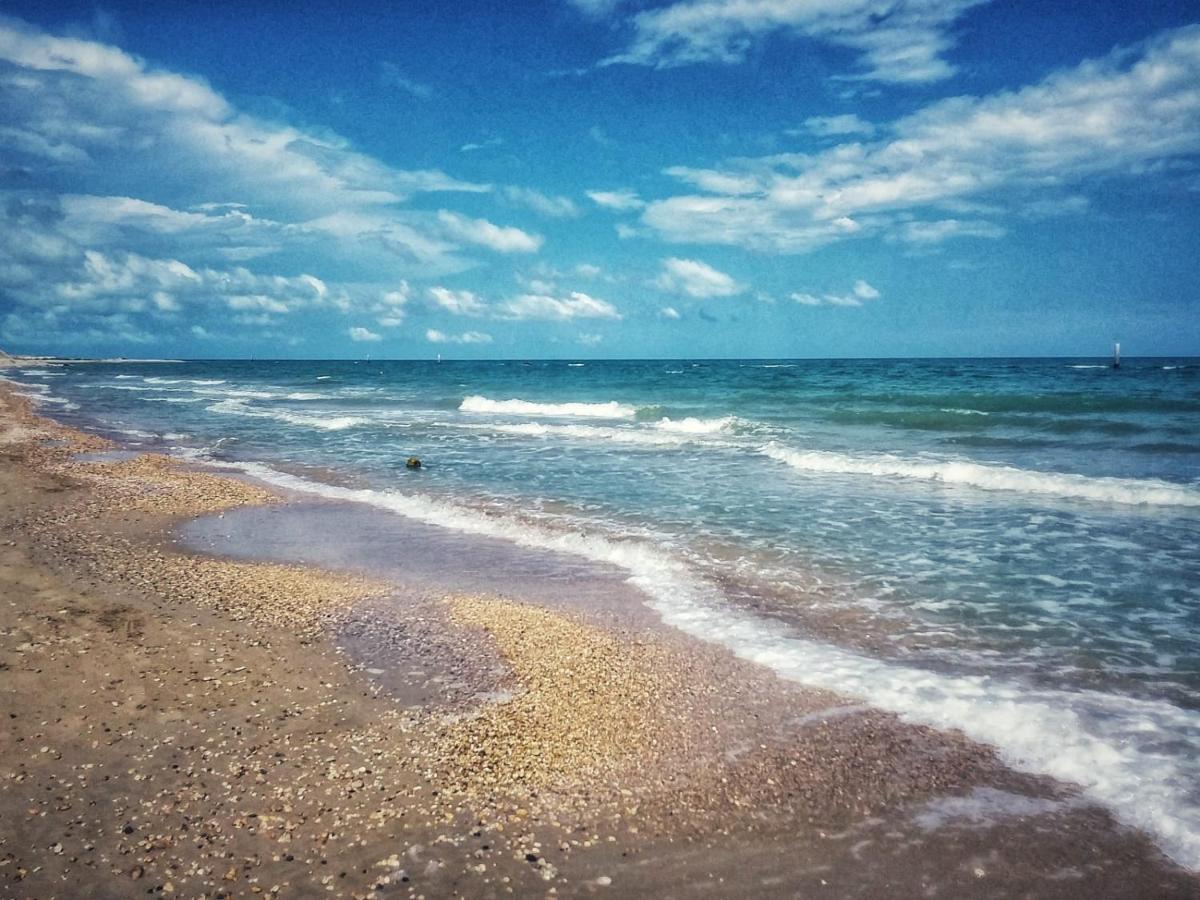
[{"left": 7, "top": 357, "right": 1200, "bottom": 867}]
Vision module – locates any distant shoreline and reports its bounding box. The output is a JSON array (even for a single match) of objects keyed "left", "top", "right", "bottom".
[{"left": 0, "top": 355, "right": 182, "bottom": 367}]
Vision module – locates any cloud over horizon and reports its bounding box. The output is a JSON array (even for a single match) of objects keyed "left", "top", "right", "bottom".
[{"left": 642, "top": 26, "right": 1200, "bottom": 253}]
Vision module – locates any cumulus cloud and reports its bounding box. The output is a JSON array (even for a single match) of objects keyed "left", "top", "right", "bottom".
[
  {"left": 653, "top": 257, "right": 744, "bottom": 298},
  {"left": 586, "top": 189, "right": 645, "bottom": 211},
  {"left": 437, "top": 210, "right": 543, "bottom": 252},
  {"left": 428, "top": 286, "right": 488, "bottom": 315},
  {"left": 502, "top": 186, "right": 580, "bottom": 218},
  {"left": 0, "top": 17, "right": 548, "bottom": 349},
  {"left": 642, "top": 26, "right": 1200, "bottom": 253},
  {"left": 660, "top": 306, "right": 682, "bottom": 319},
  {"left": 600, "top": 0, "right": 989, "bottom": 83},
  {"left": 0, "top": 20, "right": 486, "bottom": 219},
  {"left": 791, "top": 279, "right": 881, "bottom": 307},
  {"left": 426, "top": 329, "right": 493, "bottom": 344},
  {"left": 499, "top": 291, "right": 622, "bottom": 321},
  {"left": 348, "top": 326, "right": 382, "bottom": 341}
]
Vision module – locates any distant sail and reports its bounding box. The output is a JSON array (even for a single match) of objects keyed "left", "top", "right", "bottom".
[{"left": 1113, "top": 342, "right": 1121, "bottom": 369}]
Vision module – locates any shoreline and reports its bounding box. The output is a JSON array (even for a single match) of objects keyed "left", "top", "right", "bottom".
[{"left": 2, "top": 384, "right": 1198, "bottom": 897}]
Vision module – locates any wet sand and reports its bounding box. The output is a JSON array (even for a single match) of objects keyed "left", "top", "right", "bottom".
[{"left": 2, "top": 383, "right": 1197, "bottom": 898}]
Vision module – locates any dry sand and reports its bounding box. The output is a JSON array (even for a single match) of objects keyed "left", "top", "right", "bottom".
[{"left": 2, "top": 383, "right": 1197, "bottom": 898}]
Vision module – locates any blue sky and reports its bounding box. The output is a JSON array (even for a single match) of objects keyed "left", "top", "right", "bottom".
[{"left": 0, "top": 1, "right": 1197, "bottom": 359}]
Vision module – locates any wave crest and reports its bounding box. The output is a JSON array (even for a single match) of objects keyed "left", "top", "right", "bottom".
[
  {"left": 459, "top": 395, "right": 637, "bottom": 419},
  {"left": 761, "top": 443, "right": 1200, "bottom": 507}
]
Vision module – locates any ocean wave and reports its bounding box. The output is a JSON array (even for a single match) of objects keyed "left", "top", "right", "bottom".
[
  {"left": 114, "top": 428, "right": 190, "bottom": 441},
  {"left": 652, "top": 416, "right": 739, "bottom": 434},
  {"left": 460, "top": 395, "right": 637, "bottom": 419},
  {"left": 760, "top": 443, "right": 1200, "bottom": 507},
  {"left": 189, "top": 456, "right": 1200, "bottom": 871},
  {"left": 144, "top": 377, "right": 227, "bottom": 385},
  {"left": 458, "top": 421, "right": 700, "bottom": 447},
  {"left": 939, "top": 407, "right": 990, "bottom": 416},
  {"left": 206, "top": 398, "right": 371, "bottom": 431}
]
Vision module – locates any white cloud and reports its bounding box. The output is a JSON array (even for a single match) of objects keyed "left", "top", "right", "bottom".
[
  {"left": 653, "top": 257, "right": 744, "bottom": 298},
  {"left": 642, "top": 26, "right": 1200, "bottom": 253},
  {"left": 368, "top": 284, "right": 411, "bottom": 326},
  {"left": 500, "top": 291, "right": 622, "bottom": 321},
  {"left": 378, "top": 61, "right": 432, "bottom": 99},
  {"left": 799, "top": 114, "right": 876, "bottom": 137},
  {"left": 574, "top": 263, "right": 602, "bottom": 278},
  {"left": 227, "top": 295, "right": 291, "bottom": 314},
  {"left": 586, "top": 189, "right": 645, "bottom": 211},
  {"left": 0, "top": 21, "right": 487, "bottom": 219},
  {"left": 428, "top": 286, "right": 488, "bottom": 316},
  {"left": 662, "top": 167, "right": 760, "bottom": 195},
  {"left": 600, "top": 0, "right": 989, "bottom": 83},
  {"left": 348, "top": 326, "right": 382, "bottom": 342},
  {"left": 0, "top": 16, "right": 538, "bottom": 350},
  {"left": 577, "top": 333, "right": 604, "bottom": 346},
  {"left": 437, "top": 210, "right": 543, "bottom": 253},
  {"left": 426, "top": 328, "right": 493, "bottom": 344},
  {"left": 502, "top": 186, "right": 580, "bottom": 218},
  {"left": 460, "top": 137, "right": 504, "bottom": 152},
  {"left": 791, "top": 279, "right": 882, "bottom": 307},
  {"left": 567, "top": 0, "right": 627, "bottom": 17},
  {"left": 660, "top": 306, "right": 681, "bottom": 319},
  {"left": 896, "top": 219, "right": 1007, "bottom": 243},
  {"left": 852, "top": 279, "right": 880, "bottom": 300}
]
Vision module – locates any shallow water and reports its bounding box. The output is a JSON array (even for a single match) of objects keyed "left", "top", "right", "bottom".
[{"left": 8, "top": 356, "right": 1200, "bottom": 867}]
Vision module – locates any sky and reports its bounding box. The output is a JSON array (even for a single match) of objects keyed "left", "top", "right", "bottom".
[{"left": 0, "top": 1, "right": 1198, "bottom": 359}]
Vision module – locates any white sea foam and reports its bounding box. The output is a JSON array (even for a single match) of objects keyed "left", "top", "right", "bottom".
[
  {"left": 652, "top": 415, "right": 739, "bottom": 434},
  {"left": 206, "top": 398, "right": 370, "bottom": 431},
  {"left": 114, "top": 428, "right": 190, "bottom": 441},
  {"left": 115, "top": 374, "right": 138, "bottom": 379},
  {"left": 186, "top": 456, "right": 1200, "bottom": 871},
  {"left": 197, "top": 388, "right": 276, "bottom": 399},
  {"left": 461, "top": 422, "right": 697, "bottom": 447},
  {"left": 1068, "top": 365, "right": 1109, "bottom": 369},
  {"left": 939, "top": 407, "right": 990, "bottom": 416},
  {"left": 460, "top": 395, "right": 637, "bottom": 419},
  {"left": 760, "top": 443, "right": 1200, "bottom": 507},
  {"left": 144, "top": 377, "right": 227, "bottom": 385}
]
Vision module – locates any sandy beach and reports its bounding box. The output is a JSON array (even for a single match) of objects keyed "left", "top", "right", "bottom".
[{"left": 2, "top": 382, "right": 1197, "bottom": 898}]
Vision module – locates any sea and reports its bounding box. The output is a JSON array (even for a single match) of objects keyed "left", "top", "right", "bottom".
[{"left": 6, "top": 357, "right": 1200, "bottom": 868}]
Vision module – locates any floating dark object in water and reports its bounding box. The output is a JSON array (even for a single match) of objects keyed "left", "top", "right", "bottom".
[{"left": 406, "top": 456, "right": 422, "bottom": 469}]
